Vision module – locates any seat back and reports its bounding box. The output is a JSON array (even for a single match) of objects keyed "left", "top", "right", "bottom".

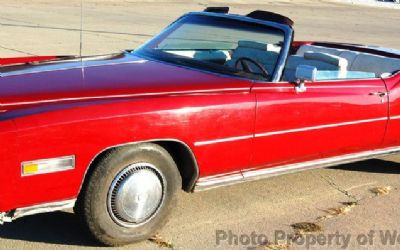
[
  {"left": 351, "top": 53, "right": 400, "bottom": 76},
  {"left": 296, "top": 44, "right": 342, "bottom": 57},
  {"left": 283, "top": 52, "right": 348, "bottom": 82}
]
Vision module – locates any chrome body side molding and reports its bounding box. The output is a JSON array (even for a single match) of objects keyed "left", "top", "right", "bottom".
[
  {"left": 0, "top": 199, "right": 76, "bottom": 224},
  {"left": 194, "top": 146, "right": 400, "bottom": 191},
  {"left": 194, "top": 116, "right": 390, "bottom": 147}
]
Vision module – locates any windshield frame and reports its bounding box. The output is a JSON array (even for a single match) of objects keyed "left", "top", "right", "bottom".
[{"left": 135, "top": 12, "right": 293, "bottom": 83}]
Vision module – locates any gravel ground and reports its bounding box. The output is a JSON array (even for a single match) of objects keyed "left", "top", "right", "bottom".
[{"left": 0, "top": 1, "right": 400, "bottom": 250}]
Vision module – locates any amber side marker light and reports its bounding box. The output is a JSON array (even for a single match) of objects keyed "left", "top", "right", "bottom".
[{"left": 21, "top": 156, "right": 75, "bottom": 176}]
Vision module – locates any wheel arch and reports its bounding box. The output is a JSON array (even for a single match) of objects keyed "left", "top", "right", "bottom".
[{"left": 78, "top": 139, "right": 199, "bottom": 198}]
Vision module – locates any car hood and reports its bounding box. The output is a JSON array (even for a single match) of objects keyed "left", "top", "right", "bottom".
[{"left": 0, "top": 52, "right": 250, "bottom": 113}]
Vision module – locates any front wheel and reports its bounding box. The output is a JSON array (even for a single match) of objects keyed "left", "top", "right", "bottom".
[{"left": 76, "top": 143, "right": 181, "bottom": 246}]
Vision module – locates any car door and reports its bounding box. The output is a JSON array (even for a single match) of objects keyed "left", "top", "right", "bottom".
[{"left": 248, "top": 78, "right": 388, "bottom": 171}]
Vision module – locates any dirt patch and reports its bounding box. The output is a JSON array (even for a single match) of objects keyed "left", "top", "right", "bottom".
[
  {"left": 317, "top": 201, "right": 359, "bottom": 221},
  {"left": 291, "top": 222, "right": 322, "bottom": 235},
  {"left": 370, "top": 186, "right": 392, "bottom": 196},
  {"left": 259, "top": 241, "right": 292, "bottom": 250}
]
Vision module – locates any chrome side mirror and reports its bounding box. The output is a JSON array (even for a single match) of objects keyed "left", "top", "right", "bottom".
[{"left": 294, "top": 65, "right": 317, "bottom": 93}]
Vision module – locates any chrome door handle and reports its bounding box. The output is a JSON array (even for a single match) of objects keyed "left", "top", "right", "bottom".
[{"left": 369, "top": 91, "right": 388, "bottom": 97}]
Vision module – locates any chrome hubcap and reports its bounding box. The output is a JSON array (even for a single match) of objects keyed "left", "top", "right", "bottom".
[{"left": 107, "top": 163, "right": 165, "bottom": 227}]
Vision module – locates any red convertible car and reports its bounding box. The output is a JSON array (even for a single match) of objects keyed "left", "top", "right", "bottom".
[{"left": 1, "top": 7, "right": 400, "bottom": 246}]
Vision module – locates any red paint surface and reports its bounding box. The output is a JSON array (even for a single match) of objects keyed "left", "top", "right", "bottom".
[
  {"left": 252, "top": 78, "right": 388, "bottom": 169},
  {"left": 0, "top": 56, "right": 59, "bottom": 66},
  {"left": 0, "top": 47, "right": 400, "bottom": 212}
]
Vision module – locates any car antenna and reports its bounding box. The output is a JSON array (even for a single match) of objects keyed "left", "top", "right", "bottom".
[{"left": 79, "top": 0, "right": 83, "bottom": 60}]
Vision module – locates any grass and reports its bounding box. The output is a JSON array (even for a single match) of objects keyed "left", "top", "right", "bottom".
[{"left": 149, "top": 234, "right": 175, "bottom": 249}]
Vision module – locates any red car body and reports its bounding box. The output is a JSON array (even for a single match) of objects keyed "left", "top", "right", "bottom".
[{"left": 1, "top": 10, "right": 400, "bottom": 222}]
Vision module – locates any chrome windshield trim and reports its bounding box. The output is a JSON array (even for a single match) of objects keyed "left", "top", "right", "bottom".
[{"left": 194, "top": 146, "right": 400, "bottom": 191}]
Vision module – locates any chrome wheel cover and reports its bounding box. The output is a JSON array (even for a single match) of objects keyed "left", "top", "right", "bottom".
[{"left": 107, "top": 163, "right": 165, "bottom": 227}]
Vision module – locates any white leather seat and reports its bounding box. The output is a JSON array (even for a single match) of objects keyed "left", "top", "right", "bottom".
[
  {"left": 304, "top": 52, "right": 348, "bottom": 69},
  {"left": 226, "top": 40, "right": 279, "bottom": 74},
  {"left": 351, "top": 53, "right": 400, "bottom": 76},
  {"left": 283, "top": 52, "right": 348, "bottom": 82},
  {"left": 294, "top": 44, "right": 400, "bottom": 77},
  {"left": 296, "top": 44, "right": 342, "bottom": 57},
  {"left": 296, "top": 45, "right": 356, "bottom": 70},
  {"left": 337, "top": 51, "right": 359, "bottom": 69}
]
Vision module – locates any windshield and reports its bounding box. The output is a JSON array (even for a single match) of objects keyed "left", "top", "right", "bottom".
[{"left": 135, "top": 14, "right": 286, "bottom": 81}]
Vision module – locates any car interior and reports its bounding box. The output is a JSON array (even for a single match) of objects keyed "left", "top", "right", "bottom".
[
  {"left": 224, "top": 40, "right": 280, "bottom": 77},
  {"left": 163, "top": 40, "right": 282, "bottom": 80},
  {"left": 283, "top": 44, "right": 400, "bottom": 82},
  {"left": 222, "top": 41, "right": 400, "bottom": 82},
  {"left": 163, "top": 41, "right": 400, "bottom": 82}
]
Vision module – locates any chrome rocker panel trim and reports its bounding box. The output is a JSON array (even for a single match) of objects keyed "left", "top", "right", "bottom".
[
  {"left": 0, "top": 199, "right": 76, "bottom": 224},
  {"left": 194, "top": 146, "right": 400, "bottom": 191}
]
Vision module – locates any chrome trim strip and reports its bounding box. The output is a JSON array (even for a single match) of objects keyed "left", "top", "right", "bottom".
[
  {"left": 194, "top": 135, "right": 253, "bottom": 146},
  {"left": 271, "top": 24, "right": 292, "bottom": 82},
  {"left": 13, "top": 199, "right": 76, "bottom": 220},
  {"left": 195, "top": 117, "right": 388, "bottom": 146},
  {"left": 255, "top": 85, "right": 379, "bottom": 90},
  {"left": 3, "top": 88, "right": 249, "bottom": 107},
  {"left": 1, "top": 65, "right": 83, "bottom": 78},
  {"left": 0, "top": 57, "right": 147, "bottom": 77},
  {"left": 390, "top": 115, "right": 400, "bottom": 120},
  {"left": 279, "top": 77, "right": 384, "bottom": 84},
  {"left": 194, "top": 146, "right": 400, "bottom": 191},
  {"left": 255, "top": 117, "right": 387, "bottom": 138},
  {"left": 0, "top": 212, "right": 11, "bottom": 224},
  {"left": 195, "top": 173, "right": 243, "bottom": 190},
  {"left": 307, "top": 85, "right": 380, "bottom": 88},
  {"left": 0, "top": 199, "right": 76, "bottom": 224},
  {"left": 198, "top": 170, "right": 241, "bottom": 181}
]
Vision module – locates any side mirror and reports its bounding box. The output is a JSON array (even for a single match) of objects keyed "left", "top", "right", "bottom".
[{"left": 294, "top": 65, "right": 317, "bottom": 93}]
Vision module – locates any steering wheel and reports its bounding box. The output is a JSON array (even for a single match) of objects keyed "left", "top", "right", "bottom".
[{"left": 234, "top": 57, "right": 269, "bottom": 78}]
